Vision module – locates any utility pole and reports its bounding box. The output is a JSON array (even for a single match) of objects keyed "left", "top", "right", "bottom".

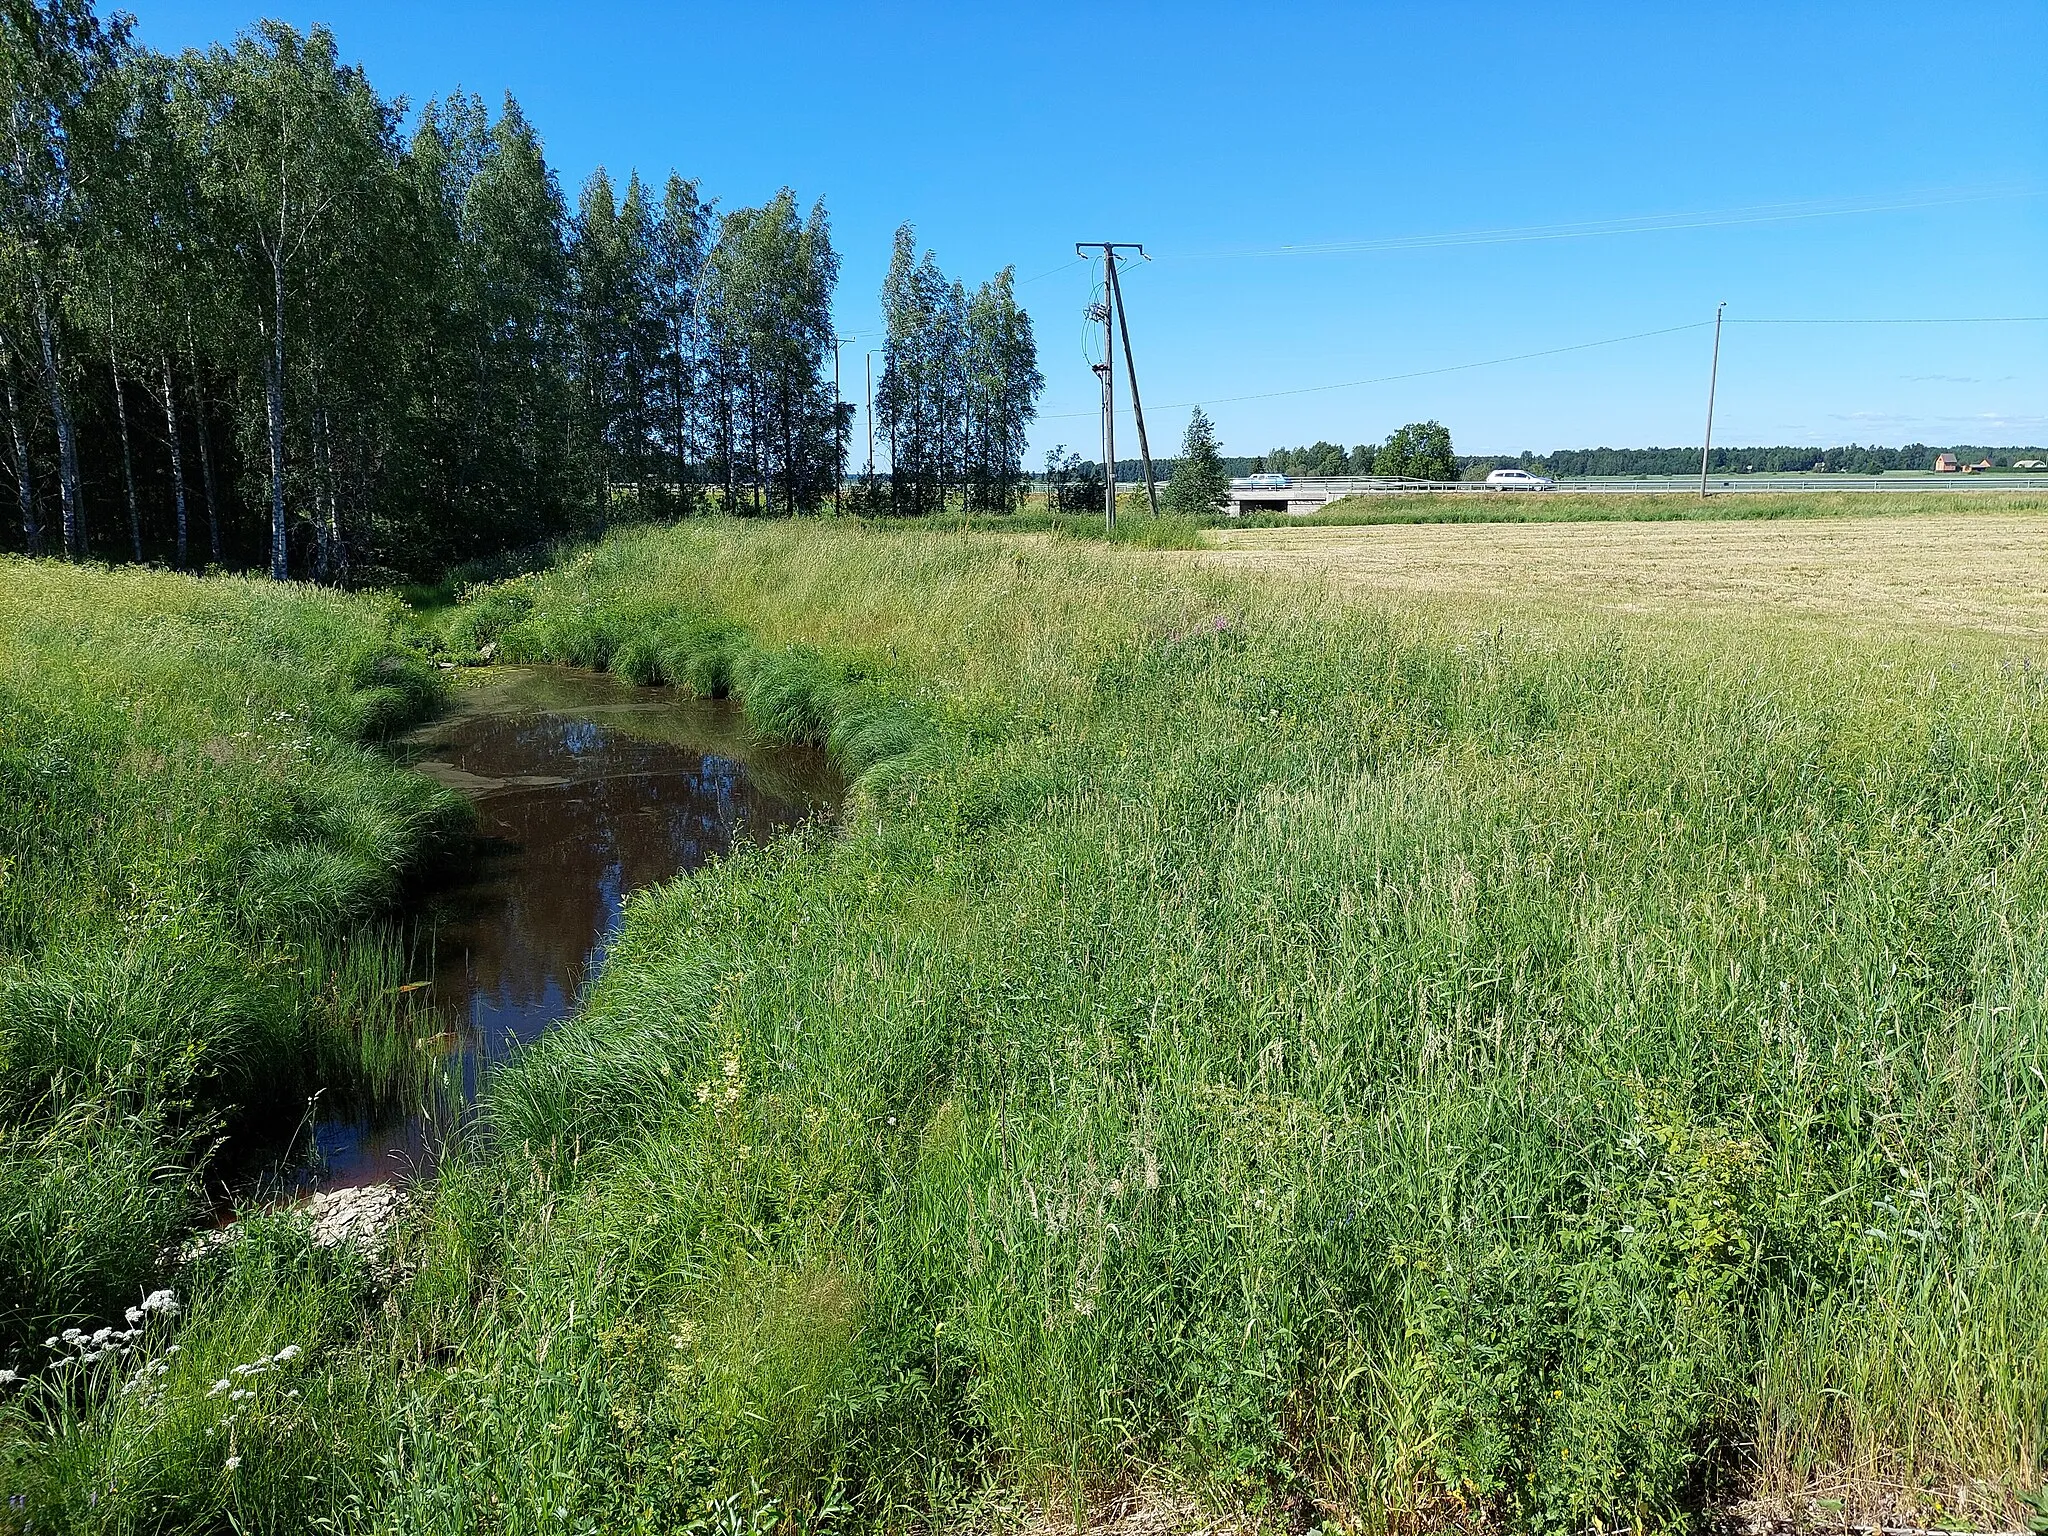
[
  {"left": 1699, "top": 302, "right": 1725, "bottom": 500},
  {"left": 831, "top": 334, "right": 853, "bottom": 516},
  {"left": 865, "top": 350, "right": 879, "bottom": 483},
  {"left": 1104, "top": 254, "right": 1159, "bottom": 517},
  {"left": 1076, "top": 241, "right": 1147, "bottom": 534}
]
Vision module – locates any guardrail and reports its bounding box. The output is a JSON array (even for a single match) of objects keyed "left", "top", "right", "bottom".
[{"left": 1225, "top": 475, "right": 2048, "bottom": 497}]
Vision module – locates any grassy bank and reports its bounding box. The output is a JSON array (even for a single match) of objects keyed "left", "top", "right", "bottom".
[
  {"left": 0, "top": 559, "right": 455, "bottom": 1353},
  {"left": 9, "top": 522, "right": 2048, "bottom": 1532}
]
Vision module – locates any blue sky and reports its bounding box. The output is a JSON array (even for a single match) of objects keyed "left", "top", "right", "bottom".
[{"left": 134, "top": 1, "right": 2047, "bottom": 459}]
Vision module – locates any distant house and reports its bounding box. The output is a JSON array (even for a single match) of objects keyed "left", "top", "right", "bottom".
[
  {"left": 1935, "top": 453, "right": 1960, "bottom": 472},
  {"left": 1976, "top": 458, "right": 1995, "bottom": 470},
  {"left": 2016, "top": 459, "right": 2046, "bottom": 469}
]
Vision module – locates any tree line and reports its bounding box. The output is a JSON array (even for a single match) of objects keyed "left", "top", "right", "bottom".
[
  {"left": 1483, "top": 443, "right": 2048, "bottom": 477},
  {"left": 1250, "top": 424, "right": 1457, "bottom": 480},
  {"left": 2, "top": 1, "right": 1039, "bottom": 584},
  {"left": 1241, "top": 439, "right": 2046, "bottom": 480},
  {"left": 872, "top": 225, "right": 1042, "bottom": 515}
]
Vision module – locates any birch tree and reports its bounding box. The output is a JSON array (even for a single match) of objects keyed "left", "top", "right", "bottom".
[
  {"left": 963, "top": 266, "right": 1040, "bottom": 512},
  {"left": 0, "top": 0, "right": 128, "bottom": 558},
  {"left": 188, "top": 23, "right": 392, "bottom": 579}
]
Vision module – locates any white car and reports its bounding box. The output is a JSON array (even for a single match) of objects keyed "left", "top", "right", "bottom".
[{"left": 1484, "top": 467, "right": 1555, "bottom": 491}]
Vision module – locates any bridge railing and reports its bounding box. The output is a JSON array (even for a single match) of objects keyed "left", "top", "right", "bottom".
[{"left": 1229, "top": 475, "right": 2048, "bottom": 497}]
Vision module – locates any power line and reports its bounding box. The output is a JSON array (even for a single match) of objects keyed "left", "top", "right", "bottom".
[
  {"left": 1156, "top": 186, "right": 2043, "bottom": 263},
  {"left": 1040, "top": 319, "right": 1715, "bottom": 421},
  {"left": 1730, "top": 315, "right": 2048, "bottom": 325},
  {"left": 1038, "top": 310, "right": 2048, "bottom": 425},
  {"left": 1017, "top": 256, "right": 1088, "bottom": 286}
]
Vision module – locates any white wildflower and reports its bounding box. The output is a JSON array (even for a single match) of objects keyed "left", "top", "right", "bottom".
[
  {"left": 224, "top": 1455, "right": 241, "bottom": 1472},
  {"left": 0, "top": 1369, "right": 18, "bottom": 1386},
  {"left": 208, "top": 1379, "right": 231, "bottom": 1397},
  {"left": 273, "top": 1344, "right": 301, "bottom": 1363}
]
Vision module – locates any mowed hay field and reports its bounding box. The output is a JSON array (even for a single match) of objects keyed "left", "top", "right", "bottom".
[{"left": 1207, "top": 508, "right": 2048, "bottom": 637}]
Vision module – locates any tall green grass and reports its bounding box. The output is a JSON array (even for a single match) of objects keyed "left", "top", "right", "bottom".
[
  {"left": 9, "top": 523, "right": 2048, "bottom": 1533},
  {"left": 0, "top": 559, "right": 458, "bottom": 1350},
  {"left": 366, "top": 523, "right": 2048, "bottom": 1531}
]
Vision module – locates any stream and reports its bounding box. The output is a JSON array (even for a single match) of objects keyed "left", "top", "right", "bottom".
[{"left": 288, "top": 666, "right": 839, "bottom": 1195}]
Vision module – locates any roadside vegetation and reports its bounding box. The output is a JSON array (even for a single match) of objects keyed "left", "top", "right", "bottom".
[{"left": 12, "top": 520, "right": 2046, "bottom": 1532}]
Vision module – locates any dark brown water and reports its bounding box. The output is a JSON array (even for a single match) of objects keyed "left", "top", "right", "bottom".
[{"left": 304, "top": 667, "right": 839, "bottom": 1191}]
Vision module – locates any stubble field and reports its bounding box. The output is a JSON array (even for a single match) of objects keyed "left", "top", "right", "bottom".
[{"left": 1205, "top": 510, "right": 2048, "bottom": 637}]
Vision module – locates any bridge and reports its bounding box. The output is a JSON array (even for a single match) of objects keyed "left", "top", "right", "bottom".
[{"left": 1220, "top": 473, "right": 2048, "bottom": 517}]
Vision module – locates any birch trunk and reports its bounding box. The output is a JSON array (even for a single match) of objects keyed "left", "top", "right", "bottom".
[
  {"left": 324, "top": 408, "right": 346, "bottom": 586},
  {"left": 4, "top": 362, "right": 38, "bottom": 555},
  {"left": 110, "top": 342, "right": 141, "bottom": 562},
  {"left": 185, "top": 319, "right": 221, "bottom": 563},
  {"left": 309, "top": 393, "right": 329, "bottom": 582},
  {"left": 264, "top": 255, "right": 288, "bottom": 580},
  {"left": 33, "top": 278, "right": 82, "bottom": 557},
  {"left": 721, "top": 357, "right": 736, "bottom": 511},
  {"left": 160, "top": 355, "right": 188, "bottom": 569},
  {"left": 331, "top": 422, "right": 351, "bottom": 587}
]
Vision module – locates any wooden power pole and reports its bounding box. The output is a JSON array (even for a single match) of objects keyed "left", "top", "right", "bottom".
[
  {"left": 1699, "top": 302, "right": 1726, "bottom": 500},
  {"left": 1076, "top": 242, "right": 1148, "bottom": 533},
  {"left": 1105, "top": 255, "right": 1159, "bottom": 517}
]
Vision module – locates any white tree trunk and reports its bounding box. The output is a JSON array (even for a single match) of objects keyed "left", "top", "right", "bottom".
[
  {"left": 33, "top": 279, "right": 82, "bottom": 558},
  {"left": 310, "top": 394, "right": 330, "bottom": 582},
  {"left": 265, "top": 256, "right": 288, "bottom": 580},
  {"left": 160, "top": 354, "right": 188, "bottom": 569},
  {"left": 4, "top": 362, "right": 39, "bottom": 555},
  {"left": 111, "top": 341, "right": 140, "bottom": 562},
  {"left": 185, "top": 321, "right": 222, "bottom": 564}
]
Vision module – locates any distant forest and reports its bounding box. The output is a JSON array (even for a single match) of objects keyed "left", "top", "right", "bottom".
[
  {"left": 2, "top": 2, "right": 1042, "bottom": 582},
  {"left": 1478, "top": 444, "right": 2048, "bottom": 477}
]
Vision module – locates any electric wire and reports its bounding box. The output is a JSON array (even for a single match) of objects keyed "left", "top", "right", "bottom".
[
  {"left": 1042, "top": 319, "right": 1716, "bottom": 421},
  {"left": 1157, "top": 187, "right": 2043, "bottom": 262}
]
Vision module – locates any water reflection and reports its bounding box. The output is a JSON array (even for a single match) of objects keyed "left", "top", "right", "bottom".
[{"left": 307, "top": 667, "right": 838, "bottom": 1191}]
